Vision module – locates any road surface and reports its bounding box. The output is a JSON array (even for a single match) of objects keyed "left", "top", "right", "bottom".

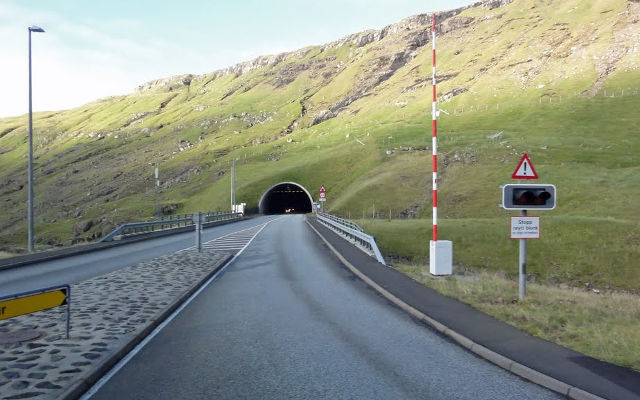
[
  {"left": 0, "top": 216, "right": 278, "bottom": 297},
  {"left": 85, "top": 215, "right": 561, "bottom": 400}
]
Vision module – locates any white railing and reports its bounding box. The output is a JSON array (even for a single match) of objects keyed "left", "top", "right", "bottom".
[{"left": 316, "top": 212, "right": 386, "bottom": 266}]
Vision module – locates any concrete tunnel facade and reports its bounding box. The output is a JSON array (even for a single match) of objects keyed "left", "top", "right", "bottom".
[{"left": 258, "top": 182, "right": 314, "bottom": 214}]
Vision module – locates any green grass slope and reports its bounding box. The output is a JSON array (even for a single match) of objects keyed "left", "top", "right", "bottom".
[{"left": 0, "top": 0, "right": 638, "bottom": 292}]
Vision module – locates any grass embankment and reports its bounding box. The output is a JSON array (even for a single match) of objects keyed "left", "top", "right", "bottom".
[
  {"left": 361, "top": 218, "right": 640, "bottom": 290},
  {"left": 358, "top": 218, "right": 640, "bottom": 371},
  {"left": 396, "top": 265, "right": 640, "bottom": 372}
]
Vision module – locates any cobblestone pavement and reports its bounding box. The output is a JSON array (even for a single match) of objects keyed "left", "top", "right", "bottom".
[{"left": 0, "top": 249, "right": 230, "bottom": 400}]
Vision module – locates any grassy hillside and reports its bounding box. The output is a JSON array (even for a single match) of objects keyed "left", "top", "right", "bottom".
[{"left": 0, "top": 0, "right": 638, "bottom": 293}]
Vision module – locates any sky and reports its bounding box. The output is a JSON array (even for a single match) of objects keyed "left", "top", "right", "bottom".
[{"left": 0, "top": 0, "right": 474, "bottom": 118}]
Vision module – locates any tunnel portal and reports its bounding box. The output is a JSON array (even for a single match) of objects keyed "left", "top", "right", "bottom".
[{"left": 259, "top": 182, "right": 313, "bottom": 214}]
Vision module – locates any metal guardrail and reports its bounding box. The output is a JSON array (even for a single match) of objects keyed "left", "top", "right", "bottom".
[
  {"left": 317, "top": 212, "right": 364, "bottom": 232},
  {"left": 100, "top": 212, "right": 242, "bottom": 242},
  {"left": 316, "top": 212, "right": 386, "bottom": 266}
]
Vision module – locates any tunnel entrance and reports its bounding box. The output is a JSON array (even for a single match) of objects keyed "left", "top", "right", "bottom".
[{"left": 259, "top": 182, "right": 313, "bottom": 214}]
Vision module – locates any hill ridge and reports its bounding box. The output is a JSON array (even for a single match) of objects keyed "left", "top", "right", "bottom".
[
  {"left": 135, "top": 0, "right": 507, "bottom": 94},
  {"left": 0, "top": 0, "right": 638, "bottom": 290}
]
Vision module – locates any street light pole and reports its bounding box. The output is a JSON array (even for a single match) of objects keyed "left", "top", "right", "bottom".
[
  {"left": 28, "top": 25, "right": 44, "bottom": 253},
  {"left": 230, "top": 158, "right": 235, "bottom": 212}
]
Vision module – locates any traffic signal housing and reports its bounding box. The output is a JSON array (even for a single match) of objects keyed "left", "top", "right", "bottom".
[{"left": 502, "top": 184, "right": 556, "bottom": 210}]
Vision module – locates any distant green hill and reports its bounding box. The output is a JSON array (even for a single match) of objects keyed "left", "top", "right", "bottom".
[{"left": 1, "top": 0, "right": 638, "bottom": 290}]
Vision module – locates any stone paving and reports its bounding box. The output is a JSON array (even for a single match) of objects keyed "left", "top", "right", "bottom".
[{"left": 0, "top": 249, "right": 230, "bottom": 400}]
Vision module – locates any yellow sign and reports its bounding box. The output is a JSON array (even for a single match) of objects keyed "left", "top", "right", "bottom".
[{"left": 0, "top": 288, "right": 68, "bottom": 321}]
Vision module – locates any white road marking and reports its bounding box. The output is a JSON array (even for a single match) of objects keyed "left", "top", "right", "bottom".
[{"left": 177, "top": 222, "right": 269, "bottom": 254}]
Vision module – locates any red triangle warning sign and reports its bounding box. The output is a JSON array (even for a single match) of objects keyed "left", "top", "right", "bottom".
[{"left": 512, "top": 153, "right": 538, "bottom": 179}]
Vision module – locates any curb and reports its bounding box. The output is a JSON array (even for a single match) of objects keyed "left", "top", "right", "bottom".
[
  {"left": 56, "top": 253, "right": 233, "bottom": 400},
  {"left": 305, "top": 220, "right": 605, "bottom": 400}
]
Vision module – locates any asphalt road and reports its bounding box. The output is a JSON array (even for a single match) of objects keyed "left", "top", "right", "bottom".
[
  {"left": 86, "top": 215, "right": 561, "bottom": 400},
  {"left": 0, "top": 216, "right": 278, "bottom": 297}
]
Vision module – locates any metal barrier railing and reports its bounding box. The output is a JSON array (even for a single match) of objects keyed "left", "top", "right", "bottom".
[
  {"left": 317, "top": 212, "right": 364, "bottom": 232},
  {"left": 316, "top": 212, "right": 386, "bottom": 266},
  {"left": 100, "top": 211, "right": 242, "bottom": 242}
]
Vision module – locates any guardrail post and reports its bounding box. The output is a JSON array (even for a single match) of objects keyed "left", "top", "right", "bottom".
[{"left": 193, "top": 212, "right": 203, "bottom": 252}]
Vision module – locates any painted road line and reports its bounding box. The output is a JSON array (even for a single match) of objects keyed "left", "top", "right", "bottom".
[{"left": 199, "top": 225, "right": 267, "bottom": 254}]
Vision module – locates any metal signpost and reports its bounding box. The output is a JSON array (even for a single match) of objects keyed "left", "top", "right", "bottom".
[
  {"left": 319, "top": 185, "right": 326, "bottom": 211},
  {"left": 502, "top": 154, "right": 556, "bottom": 299},
  {"left": 231, "top": 158, "right": 236, "bottom": 211},
  {"left": 155, "top": 167, "right": 160, "bottom": 217}
]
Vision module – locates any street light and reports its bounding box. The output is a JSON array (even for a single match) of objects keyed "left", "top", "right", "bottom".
[{"left": 28, "top": 25, "right": 45, "bottom": 253}]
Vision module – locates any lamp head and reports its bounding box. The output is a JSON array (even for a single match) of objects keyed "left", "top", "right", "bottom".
[{"left": 29, "top": 26, "right": 45, "bottom": 33}]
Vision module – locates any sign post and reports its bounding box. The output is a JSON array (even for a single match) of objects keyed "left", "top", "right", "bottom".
[
  {"left": 503, "top": 154, "right": 555, "bottom": 299},
  {"left": 319, "top": 185, "right": 326, "bottom": 211},
  {"left": 155, "top": 167, "right": 160, "bottom": 218},
  {"left": 518, "top": 210, "right": 528, "bottom": 299}
]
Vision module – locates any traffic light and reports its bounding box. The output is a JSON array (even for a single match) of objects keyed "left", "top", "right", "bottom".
[{"left": 502, "top": 184, "right": 556, "bottom": 210}]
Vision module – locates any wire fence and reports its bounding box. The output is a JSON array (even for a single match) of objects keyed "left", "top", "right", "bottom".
[
  {"left": 445, "top": 88, "right": 640, "bottom": 116},
  {"left": 328, "top": 206, "right": 424, "bottom": 222}
]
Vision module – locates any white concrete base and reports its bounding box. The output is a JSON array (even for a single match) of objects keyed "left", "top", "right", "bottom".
[{"left": 430, "top": 240, "right": 453, "bottom": 276}]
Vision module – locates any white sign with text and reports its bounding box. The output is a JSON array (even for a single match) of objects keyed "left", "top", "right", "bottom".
[{"left": 510, "top": 216, "right": 540, "bottom": 239}]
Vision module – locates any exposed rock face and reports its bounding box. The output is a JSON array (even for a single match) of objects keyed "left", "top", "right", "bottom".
[
  {"left": 161, "top": 204, "right": 179, "bottom": 215},
  {"left": 440, "top": 16, "right": 476, "bottom": 33},
  {"left": 481, "top": 0, "right": 515, "bottom": 10},
  {"left": 311, "top": 110, "right": 335, "bottom": 126},
  {"left": 136, "top": 75, "right": 194, "bottom": 92},
  {"left": 310, "top": 39, "right": 429, "bottom": 127},
  {"left": 135, "top": 4, "right": 479, "bottom": 94},
  {"left": 73, "top": 219, "right": 94, "bottom": 235}
]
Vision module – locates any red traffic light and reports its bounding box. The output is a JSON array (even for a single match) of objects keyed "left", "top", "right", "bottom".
[
  {"left": 513, "top": 189, "right": 551, "bottom": 206},
  {"left": 502, "top": 184, "right": 556, "bottom": 210}
]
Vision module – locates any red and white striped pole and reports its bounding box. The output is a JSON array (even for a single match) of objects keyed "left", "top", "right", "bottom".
[
  {"left": 429, "top": 13, "right": 452, "bottom": 276},
  {"left": 431, "top": 13, "right": 438, "bottom": 242}
]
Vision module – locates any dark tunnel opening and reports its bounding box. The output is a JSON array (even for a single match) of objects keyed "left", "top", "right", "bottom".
[{"left": 259, "top": 182, "right": 313, "bottom": 214}]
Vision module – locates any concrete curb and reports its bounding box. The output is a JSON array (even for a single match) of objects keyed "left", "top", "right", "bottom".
[
  {"left": 306, "top": 220, "right": 606, "bottom": 400},
  {"left": 56, "top": 253, "right": 233, "bottom": 400},
  {"left": 0, "top": 217, "right": 246, "bottom": 271}
]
